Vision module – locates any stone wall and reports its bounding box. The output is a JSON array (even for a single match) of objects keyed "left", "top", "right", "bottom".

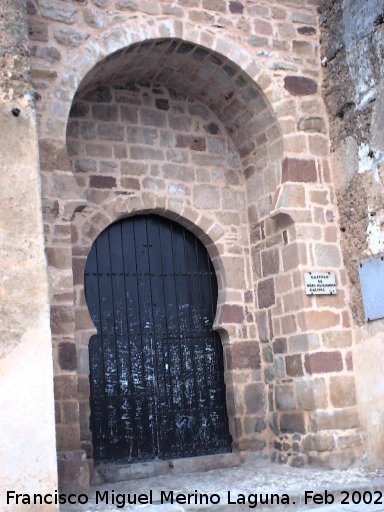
[
  {"left": 24, "top": 0, "right": 369, "bottom": 489},
  {"left": 0, "top": 0, "right": 57, "bottom": 509},
  {"left": 320, "top": 0, "right": 384, "bottom": 462}
]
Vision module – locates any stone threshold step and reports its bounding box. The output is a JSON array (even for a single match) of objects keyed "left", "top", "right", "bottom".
[{"left": 94, "top": 452, "right": 241, "bottom": 484}]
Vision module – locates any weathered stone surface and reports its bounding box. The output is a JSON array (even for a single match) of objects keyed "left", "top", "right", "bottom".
[
  {"left": 280, "top": 413, "right": 306, "bottom": 434},
  {"left": 330, "top": 376, "right": 356, "bottom": 407},
  {"left": 229, "top": 1, "right": 244, "bottom": 14},
  {"left": 258, "top": 278, "right": 275, "bottom": 308},
  {"left": 282, "top": 158, "right": 317, "bottom": 182},
  {"left": 296, "top": 378, "right": 328, "bottom": 410},
  {"left": 226, "top": 342, "right": 260, "bottom": 370},
  {"left": 286, "top": 354, "right": 303, "bottom": 377},
  {"left": 275, "top": 385, "right": 295, "bottom": 410},
  {"left": 220, "top": 304, "right": 244, "bottom": 323},
  {"left": 284, "top": 76, "right": 317, "bottom": 96},
  {"left": 244, "top": 383, "right": 266, "bottom": 414},
  {"left": 193, "top": 184, "right": 220, "bottom": 208},
  {"left": 57, "top": 450, "right": 89, "bottom": 493},
  {"left": 39, "top": 0, "right": 77, "bottom": 24},
  {"left": 305, "top": 351, "right": 343, "bottom": 374},
  {"left": 311, "top": 409, "right": 360, "bottom": 431},
  {"left": 89, "top": 176, "right": 116, "bottom": 188},
  {"left": 28, "top": 19, "right": 49, "bottom": 42},
  {"left": 53, "top": 28, "right": 83, "bottom": 47},
  {"left": 58, "top": 343, "right": 77, "bottom": 371}
]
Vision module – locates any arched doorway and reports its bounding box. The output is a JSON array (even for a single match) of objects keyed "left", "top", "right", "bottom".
[{"left": 85, "top": 214, "right": 232, "bottom": 463}]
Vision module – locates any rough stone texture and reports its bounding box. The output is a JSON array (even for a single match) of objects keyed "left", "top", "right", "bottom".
[
  {"left": 0, "top": 0, "right": 57, "bottom": 508},
  {"left": 321, "top": 0, "right": 384, "bottom": 463},
  {"left": 20, "top": 0, "right": 364, "bottom": 480}
]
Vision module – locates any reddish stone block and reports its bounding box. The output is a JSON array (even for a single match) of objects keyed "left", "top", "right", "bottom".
[
  {"left": 229, "top": 1, "right": 244, "bottom": 13},
  {"left": 220, "top": 304, "right": 244, "bottom": 323},
  {"left": 89, "top": 176, "right": 116, "bottom": 188},
  {"left": 258, "top": 278, "right": 275, "bottom": 308},
  {"left": 284, "top": 76, "right": 317, "bottom": 96},
  {"left": 305, "top": 351, "right": 343, "bottom": 374},
  {"left": 57, "top": 450, "right": 89, "bottom": 493},
  {"left": 59, "top": 342, "right": 77, "bottom": 371},
  {"left": 298, "top": 26, "right": 316, "bottom": 35},
  {"left": 226, "top": 342, "right": 261, "bottom": 370},
  {"left": 282, "top": 158, "right": 317, "bottom": 182}
]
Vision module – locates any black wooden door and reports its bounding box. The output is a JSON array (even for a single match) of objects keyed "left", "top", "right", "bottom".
[{"left": 85, "top": 214, "right": 231, "bottom": 463}]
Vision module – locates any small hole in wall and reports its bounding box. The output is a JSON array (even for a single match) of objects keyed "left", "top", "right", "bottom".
[
  {"left": 340, "top": 227, "right": 346, "bottom": 232},
  {"left": 11, "top": 108, "right": 20, "bottom": 117},
  {"left": 368, "top": 150, "right": 374, "bottom": 158},
  {"left": 374, "top": 13, "right": 384, "bottom": 26}
]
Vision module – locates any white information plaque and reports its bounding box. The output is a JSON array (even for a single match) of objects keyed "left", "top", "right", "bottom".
[{"left": 304, "top": 272, "right": 337, "bottom": 295}]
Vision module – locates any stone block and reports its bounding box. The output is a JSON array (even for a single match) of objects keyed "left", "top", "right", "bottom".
[
  {"left": 305, "top": 351, "right": 343, "bottom": 374},
  {"left": 301, "top": 310, "right": 340, "bottom": 330},
  {"left": 258, "top": 278, "right": 275, "bottom": 309},
  {"left": 244, "top": 383, "right": 266, "bottom": 414},
  {"left": 193, "top": 184, "right": 220, "bottom": 208},
  {"left": 92, "top": 104, "right": 118, "bottom": 121},
  {"left": 121, "top": 178, "right": 140, "bottom": 190},
  {"left": 226, "top": 341, "right": 260, "bottom": 370},
  {"left": 311, "top": 408, "right": 359, "bottom": 431},
  {"left": 280, "top": 412, "right": 306, "bottom": 434},
  {"left": 85, "top": 144, "right": 112, "bottom": 158},
  {"left": 254, "top": 18, "right": 273, "bottom": 36},
  {"left": 131, "top": 146, "right": 164, "bottom": 161},
  {"left": 97, "top": 123, "right": 124, "bottom": 141},
  {"left": 261, "top": 248, "right": 280, "bottom": 276},
  {"left": 176, "top": 135, "right": 206, "bottom": 151},
  {"left": 89, "top": 176, "right": 116, "bottom": 189},
  {"left": 140, "top": 108, "right": 166, "bottom": 127},
  {"left": 330, "top": 376, "right": 356, "bottom": 407},
  {"left": 322, "top": 330, "right": 352, "bottom": 348},
  {"left": 57, "top": 450, "right": 89, "bottom": 493},
  {"left": 220, "top": 304, "right": 244, "bottom": 323},
  {"left": 288, "top": 333, "right": 319, "bottom": 353},
  {"left": 59, "top": 342, "right": 77, "bottom": 371},
  {"left": 39, "top": 0, "right": 77, "bottom": 24},
  {"left": 285, "top": 354, "right": 303, "bottom": 377},
  {"left": 28, "top": 19, "right": 49, "bottom": 41},
  {"left": 121, "top": 106, "right": 139, "bottom": 124},
  {"left": 80, "top": 121, "right": 96, "bottom": 140},
  {"left": 314, "top": 244, "right": 341, "bottom": 267},
  {"left": 127, "top": 126, "right": 158, "bottom": 145},
  {"left": 229, "top": 1, "right": 244, "bottom": 14},
  {"left": 221, "top": 189, "right": 245, "bottom": 210},
  {"left": 282, "top": 158, "right": 317, "bottom": 182},
  {"left": 51, "top": 305, "right": 74, "bottom": 335},
  {"left": 296, "top": 378, "right": 328, "bottom": 410},
  {"left": 54, "top": 375, "right": 78, "bottom": 400},
  {"left": 273, "top": 338, "right": 287, "bottom": 353},
  {"left": 298, "top": 116, "right": 326, "bottom": 134},
  {"left": 275, "top": 385, "right": 295, "bottom": 410},
  {"left": 53, "top": 28, "right": 83, "bottom": 47},
  {"left": 284, "top": 76, "right": 317, "bottom": 96}
]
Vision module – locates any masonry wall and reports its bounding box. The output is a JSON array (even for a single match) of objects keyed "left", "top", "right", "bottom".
[
  {"left": 0, "top": 0, "right": 57, "bottom": 509},
  {"left": 23, "top": 0, "right": 371, "bottom": 488},
  {"left": 321, "top": 0, "right": 384, "bottom": 462}
]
